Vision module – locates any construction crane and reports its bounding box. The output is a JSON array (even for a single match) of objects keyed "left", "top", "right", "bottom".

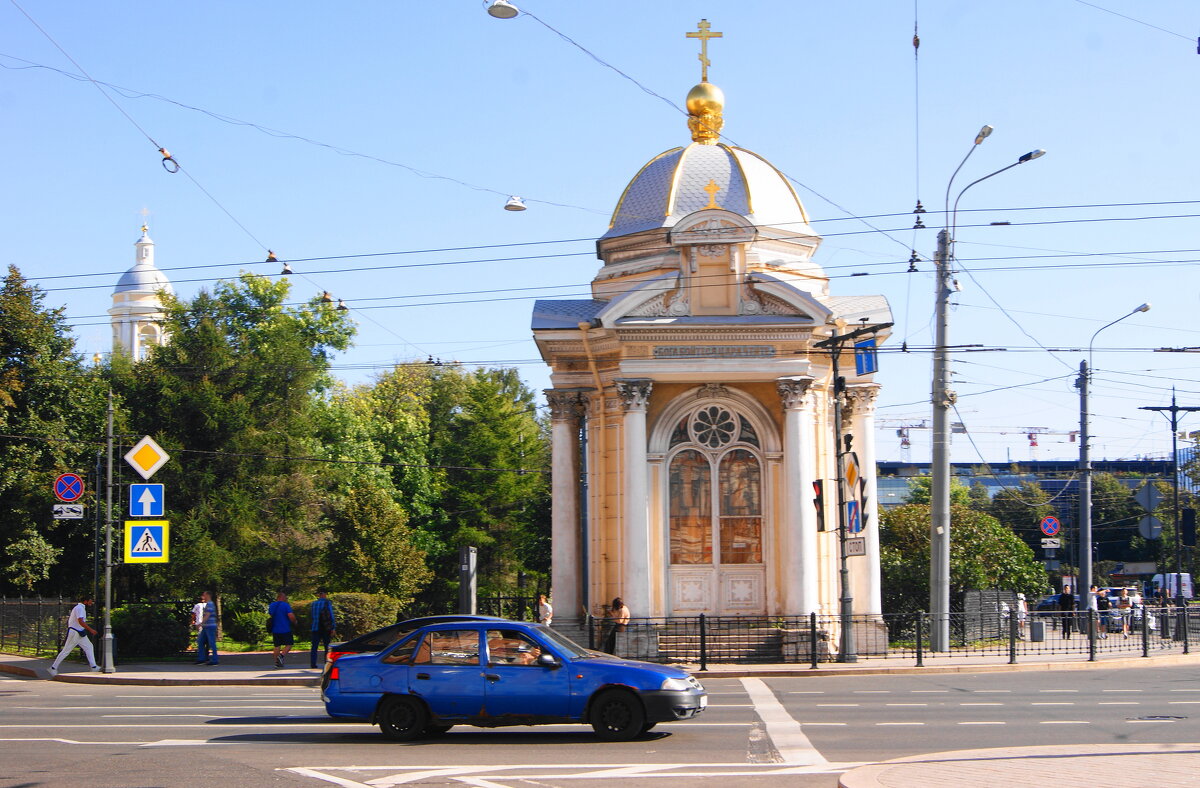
[{"left": 877, "top": 420, "right": 1078, "bottom": 462}]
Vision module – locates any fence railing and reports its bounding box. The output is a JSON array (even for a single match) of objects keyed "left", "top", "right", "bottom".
[
  {"left": 0, "top": 597, "right": 75, "bottom": 657},
  {"left": 554, "top": 605, "right": 1199, "bottom": 668},
  {"left": 4, "top": 596, "right": 1196, "bottom": 668}
]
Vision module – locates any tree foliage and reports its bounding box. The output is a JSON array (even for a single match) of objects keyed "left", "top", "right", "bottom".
[{"left": 880, "top": 502, "right": 1048, "bottom": 615}]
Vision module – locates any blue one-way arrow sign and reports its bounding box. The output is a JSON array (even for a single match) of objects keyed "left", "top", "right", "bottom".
[{"left": 129, "top": 484, "right": 165, "bottom": 517}]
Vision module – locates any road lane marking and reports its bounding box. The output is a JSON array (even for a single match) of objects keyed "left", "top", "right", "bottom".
[
  {"left": 1170, "top": 689, "right": 1200, "bottom": 692},
  {"left": 740, "top": 677, "right": 827, "bottom": 766},
  {"left": 1168, "top": 701, "right": 1200, "bottom": 704}
]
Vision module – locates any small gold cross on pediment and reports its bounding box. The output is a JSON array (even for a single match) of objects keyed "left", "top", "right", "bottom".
[
  {"left": 703, "top": 179, "right": 721, "bottom": 209},
  {"left": 686, "top": 19, "right": 723, "bottom": 83}
]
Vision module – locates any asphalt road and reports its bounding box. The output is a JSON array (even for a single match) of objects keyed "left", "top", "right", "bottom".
[{"left": 2, "top": 665, "right": 1199, "bottom": 787}]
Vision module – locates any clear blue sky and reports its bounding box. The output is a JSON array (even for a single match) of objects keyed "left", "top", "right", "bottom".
[{"left": 3, "top": 1, "right": 1198, "bottom": 463}]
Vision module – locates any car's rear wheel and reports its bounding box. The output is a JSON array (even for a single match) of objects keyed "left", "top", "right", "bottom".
[
  {"left": 590, "top": 689, "right": 645, "bottom": 741},
  {"left": 378, "top": 696, "right": 428, "bottom": 741}
]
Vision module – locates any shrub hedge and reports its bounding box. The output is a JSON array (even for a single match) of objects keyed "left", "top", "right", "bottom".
[{"left": 110, "top": 603, "right": 192, "bottom": 657}]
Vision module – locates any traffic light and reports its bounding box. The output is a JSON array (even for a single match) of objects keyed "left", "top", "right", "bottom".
[
  {"left": 813, "top": 480, "right": 826, "bottom": 531},
  {"left": 1183, "top": 509, "right": 1196, "bottom": 548}
]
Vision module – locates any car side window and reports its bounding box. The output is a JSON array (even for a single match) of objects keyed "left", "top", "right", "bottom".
[
  {"left": 426, "top": 629, "right": 481, "bottom": 666},
  {"left": 381, "top": 636, "right": 419, "bottom": 665},
  {"left": 486, "top": 629, "right": 544, "bottom": 666}
]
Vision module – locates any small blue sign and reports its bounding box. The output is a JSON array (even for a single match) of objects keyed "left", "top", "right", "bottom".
[
  {"left": 1040, "top": 515, "right": 1061, "bottom": 537},
  {"left": 130, "top": 484, "right": 165, "bottom": 517},
  {"left": 55, "top": 473, "right": 85, "bottom": 503},
  {"left": 854, "top": 339, "right": 878, "bottom": 375},
  {"left": 846, "top": 500, "right": 862, "bottom": 534}
]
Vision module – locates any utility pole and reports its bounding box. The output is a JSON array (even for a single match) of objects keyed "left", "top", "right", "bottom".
[
  {"left": 814, "top": 320, "right": 892, "bottom": 664},
  {"left": 1140, "top": 391, "right": 1200, "bottom": 606},
  {"left": 929, "top": 227, "right": 953, "bottom": 652},
  {"left": 1076, "top": 360, "right": 1092, "bottom": 611},
  {"left": 102, "top": 390, "right": 115, "bottom": 673}
]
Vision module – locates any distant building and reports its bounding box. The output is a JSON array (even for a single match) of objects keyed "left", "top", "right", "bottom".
[{"left": 110, "top": 226, "right": 172, "bottom": 359}]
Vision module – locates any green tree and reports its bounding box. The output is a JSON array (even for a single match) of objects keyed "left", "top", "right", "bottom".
[
  {"left": 903, "top": 476, "right": 972, "bottom": 507},
  {"left": 323, "top": 486, "right": 431, "bottom": 603},
  {"left": 988, "top": 481, "right": 1054, "bottom": 551},
  {"left": 112, "top": 274, "right": 355, "bottom": 598},
  {"left": 0, "top": 266, "right": 107, "bottom": 594},
  {"left": 419, "top": 366, "right": 550, "bottom": 603},
  {"left": 880, "top": 502, "right": 1048, "bottom": 615}
]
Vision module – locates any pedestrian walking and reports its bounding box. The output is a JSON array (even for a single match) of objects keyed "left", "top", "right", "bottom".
[
  {"left": 194, "top": 591, "right": 219, "bottom": 665},
  {"left": 1095, "top": 587, "right": 1110, "bottom": 639},
  {"left": 49, "top": 596, "right": 99, "bottom": 676},
  {"left": 537, "top": 594, "right": 553, "bottom": 626},
  {"left": 1015, "top": 593, "right": 1028, "bottom": 639},
  {"left": 267, "top": 591, "right": 297, "bottom": 668},
  {"left": 1116, "top": 588, "right": 1132, "bottom": 638},
  {"left": 309, "top": 589, "right": 337, "bottom": 669},
  {"left": 602, "top": 596, "right": 630, "bottom": 654},
  {"left": 1058, "top": 585, "right": 1076, "bottom": 639}
]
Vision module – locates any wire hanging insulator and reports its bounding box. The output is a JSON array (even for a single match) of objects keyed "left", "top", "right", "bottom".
[
  {"left": 908, "top": 250, "right": 920, "bottom": 272},
  {"left": 913, "top": 215, "right": 926, "bottom": 229},
  {"left": 158, "top": 147, "right": 179, "bottom": 173},
  {"left": 320, "top": 291, "right": 333, "bottom": 303}
]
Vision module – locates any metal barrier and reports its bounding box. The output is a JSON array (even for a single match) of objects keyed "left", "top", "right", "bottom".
[{"left": 0, "top": 597, "right": 74, "bottom": 657}]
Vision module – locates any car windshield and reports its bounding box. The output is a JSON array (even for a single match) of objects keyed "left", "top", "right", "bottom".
[{"left": 534, "top": 625, "right": 591, "bottom": 659}]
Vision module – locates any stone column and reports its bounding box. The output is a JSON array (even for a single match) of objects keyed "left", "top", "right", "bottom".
[
  {"left": 615, "top": 379, "right": 653, "bottom": 618},
  {"left": 546, "top": 389, "right": 584, "bottom": 621},
  {"left": 845, "top": 384, "right": 882, "bottom": 615},
  {"left": 778, "top": 377, "right": 818, "bottom": 614}
]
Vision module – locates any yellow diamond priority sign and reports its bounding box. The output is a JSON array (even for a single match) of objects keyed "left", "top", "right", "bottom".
[{"left": 124, "top": 435, "right": 170, "bottom": 480}]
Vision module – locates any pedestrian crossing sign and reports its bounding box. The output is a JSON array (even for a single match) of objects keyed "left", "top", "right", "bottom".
[{"left": 124, "top": 520, "right": 170, "bottom": 563}]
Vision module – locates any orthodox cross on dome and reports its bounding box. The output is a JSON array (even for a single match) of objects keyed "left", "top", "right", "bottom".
[
  {"left": 686, "top": 19, "right": 723, "bottom": 83},
  {"left": 703, "top": 179, "right": 722, "bottom": 209},
  {"left": 137, "top": 207, "right": 151, "bottom": 234}
]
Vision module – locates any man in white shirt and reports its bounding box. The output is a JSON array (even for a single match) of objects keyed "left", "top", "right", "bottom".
[{"left": 49, "top": 596, "right": 99, "bottom": 676}]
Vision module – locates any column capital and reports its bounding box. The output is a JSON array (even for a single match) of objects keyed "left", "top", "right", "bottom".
[
  {"left": 842, "top": 383, "right": 881, "bottom": 417},
  {"left": 545, "top": 388, "right": 590, "bottom": 422},
  {"left": 776, "top": 376, "right": 816, "bottom": 410},
  {"left": 615, "top": 379, "right": 653, "bottom": 411}
]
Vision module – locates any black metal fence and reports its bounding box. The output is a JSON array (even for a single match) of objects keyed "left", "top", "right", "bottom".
[
  {"left": 0, "top": 597, "right": 75, "bottom": 657},
  {"left": 4, "top": 595, "right": 1196, "bottom": 668},
  {"left": 559, "top": 605, "right": 1199, "bottom": 668}
]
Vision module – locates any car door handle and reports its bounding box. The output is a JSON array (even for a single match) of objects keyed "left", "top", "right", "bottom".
[
  {"left": 484, "top": 673, "right": 500, "bottom": 682},
  {"left": 416, "top": 673, "right": 431, "bottom": 680}
]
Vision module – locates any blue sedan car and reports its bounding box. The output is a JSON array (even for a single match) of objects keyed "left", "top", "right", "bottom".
[{"left": 322, "top": 618, "right": 707, "bottom": 741}]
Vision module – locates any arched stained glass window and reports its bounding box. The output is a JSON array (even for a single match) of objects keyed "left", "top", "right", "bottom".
[{"left": 669, "top": 450, "right": 711, "bottom": 564}]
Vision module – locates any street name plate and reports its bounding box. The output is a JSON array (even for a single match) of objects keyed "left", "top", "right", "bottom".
[{"left": 845, "top": 537, "right": 867, "bottom": 556}]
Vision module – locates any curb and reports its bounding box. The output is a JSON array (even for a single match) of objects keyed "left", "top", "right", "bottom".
[
  {"left": 52, "top": 674, "right": 318, "bottom": 687},
  {"left": 0, "top": 662, "right": 37, "bottom": 678}
]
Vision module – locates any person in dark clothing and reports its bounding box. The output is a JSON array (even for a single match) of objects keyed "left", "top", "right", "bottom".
[
  {"left": 309, "top": 589, "right": 337, "bottom": 669},
  {"left": 1059, "top": 585, "right": 1077, "bottom": 639}
]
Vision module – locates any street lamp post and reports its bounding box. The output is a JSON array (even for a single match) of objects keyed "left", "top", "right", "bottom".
[
  {"left": 930, "top": 128, "right": 1044, "bottom": 651},
  {"left": 1077, "top": 303, "right": 1150, "bottom": 609}
]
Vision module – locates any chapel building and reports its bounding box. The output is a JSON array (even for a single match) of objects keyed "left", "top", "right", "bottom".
[
  {"left": 110, "top": 226, "right": 172, "bottom": 360},
  {"left": 532, "top": 38, "right": 891, "bottom": 626}
]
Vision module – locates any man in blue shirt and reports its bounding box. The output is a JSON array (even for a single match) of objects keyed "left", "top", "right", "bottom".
[
  {"left": 309, "top": 588, "right": 338, "bottom": 669},
  {"left": 194, "top": 591, "right": 219, "bottom": 665},
  {"left": 267, "top": 591, "right": 297, "bottom": 668}
]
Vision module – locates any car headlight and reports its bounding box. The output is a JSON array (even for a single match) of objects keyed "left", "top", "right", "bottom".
[{"left": 660, "top": 677, "right": 691, "bottom": 691}]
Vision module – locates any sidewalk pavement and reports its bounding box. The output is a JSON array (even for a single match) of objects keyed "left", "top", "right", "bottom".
[{"left": 837, "top": 743, "right": 1200, "bottom": 787}]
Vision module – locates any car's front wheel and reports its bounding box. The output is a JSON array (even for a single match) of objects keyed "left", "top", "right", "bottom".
[
  {"left": 590, "top": 689, "right": 645, "bottom": 741},
  {"left": 378, "top": 696, "right": 428, "bottom": 742}
]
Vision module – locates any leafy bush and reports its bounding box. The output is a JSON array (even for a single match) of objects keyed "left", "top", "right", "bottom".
[
  {"left": 322, "top": 593, "right": 401, "bottom": 638},
  {"left": 224, "top": 610, "right": 267, "bottom": 645},
  {"left": 110, "top": 603, "right": 191, "bottom": 657}
]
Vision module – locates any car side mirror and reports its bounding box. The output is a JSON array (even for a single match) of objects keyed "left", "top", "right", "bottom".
[{"left": 537, "top": 652, "right": 560, "bottom": 668}]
